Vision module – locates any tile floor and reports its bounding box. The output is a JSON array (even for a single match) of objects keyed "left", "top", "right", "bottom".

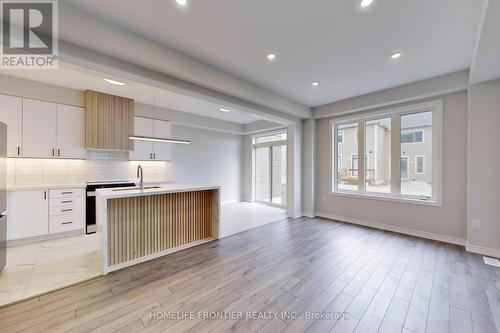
[
  {"left": 0, "top": 233, "right": 101, "bottom": 306},
  {"left": 0, "top": 202, "right": 287, "bottom": 307}
]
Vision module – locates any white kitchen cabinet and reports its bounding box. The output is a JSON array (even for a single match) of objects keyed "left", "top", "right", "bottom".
[
  {"left": 130, "top": 116, "right": 153, "bottom": 161},
  {"left": 7, "top": 190, "right": 49, "bottom": 240},
  {"left": 129, "top": 116, "right": 172, "bottom": 161},
  {"left": 48, "top": 188, "right": 84, "bottom": 234},
  {"left": 152, "top": 119, "right": 172, "bottom": 161},
  {"left": 22, "top": 98, "right": 57, "bottom": 158},
  {"left": 7, "top": 187, "right": 84, "bottom": 241},
  {"left": 56, "top": 104, "right": 85, "bottom": 159},
  {"left": 0, "top": 94, "right": 23, "bottom": 157}
]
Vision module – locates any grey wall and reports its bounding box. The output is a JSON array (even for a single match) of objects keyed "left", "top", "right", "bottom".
[
  {"left": 468, "top": 79, "right": 500, "bottom": 252},
  {"left": 315, "top": 91, "right": 468, "bottom": 241},
  {"left": 168, "top": 125, "right": 243, "bottom": 203}
]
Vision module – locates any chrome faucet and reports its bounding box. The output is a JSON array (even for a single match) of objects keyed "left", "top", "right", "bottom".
[{"left": 137, "top": 165, "right": 144, "bottom": 190}]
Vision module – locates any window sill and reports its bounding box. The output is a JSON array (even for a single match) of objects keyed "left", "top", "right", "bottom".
[{"left": 329, "top": 191, "right": 442, "bottom": 207}]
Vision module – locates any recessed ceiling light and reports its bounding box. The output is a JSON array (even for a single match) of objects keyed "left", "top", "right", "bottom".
[
  {"left": 267, "top": 53, "right": 276, "bottom": 61},
  {"left": 219, "top": 107, "right": 231, "bottom": 113},
  {"left": 104, "top": 78, "right": 125, "bottom": 86},
  {"left": 360, "top": 0, "right": 374, "bottom": 7},
  {"left": 312, "top": 81, "right": 320, "bottom": 87},
  {"left": 390, "top": 52, "right": 402, "bottom": 59},
  {"left": 176, "top": 0, "right": 187, "bottom": 6}
]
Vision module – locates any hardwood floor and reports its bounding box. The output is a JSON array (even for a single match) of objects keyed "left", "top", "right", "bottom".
[{"left": 0, "top": 217, "right": 498, "bottom": 333}]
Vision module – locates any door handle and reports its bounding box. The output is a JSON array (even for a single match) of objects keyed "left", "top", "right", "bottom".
[
  {"left": 61, "top": 209, "right": 73, "bottom": 212},
  {"left": 52, "top": 148, "right": 55, "bottom": 156},
  {"left": 17, "top": 147, "right": 20, "bottom": 156},
  {"left": 61, "top": 200, "right": 73, "bottom": 203},
  {"left": 43, "top": 191, "right": 47, "bottom": 199},
  {"left": 58, "top": 149, "right": 61, "bottom": 156},
  {"left": 61, "top": 221, "right": 73, "bottom": 225}
]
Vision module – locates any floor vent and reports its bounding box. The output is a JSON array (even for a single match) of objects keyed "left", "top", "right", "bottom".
[{"left": 483, "top": 256, "right": 500, "bottom": 268}]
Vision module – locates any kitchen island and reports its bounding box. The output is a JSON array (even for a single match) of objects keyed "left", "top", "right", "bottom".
[{"left": 96, "top": 184, "right": 220, "bottom": 274}]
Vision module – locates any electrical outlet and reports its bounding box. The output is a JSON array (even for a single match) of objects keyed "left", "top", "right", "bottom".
[{"left": 471, "top": 219, "right": 481, "bottom": 228}]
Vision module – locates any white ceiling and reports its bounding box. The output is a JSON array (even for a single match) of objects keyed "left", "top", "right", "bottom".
[
  {"left": 65, "top": 0, "right": 485, "bottom": 107},
  {"left": 1, "top": 64, "right": 263, "bottom": 124}
]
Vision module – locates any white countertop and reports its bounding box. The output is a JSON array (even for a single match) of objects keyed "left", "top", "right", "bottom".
[
  {"left": 7, "top": 183, "right": 87, "bottom": 191},
  {"left": 96, "top": 183, "right": 220, "bottom": 199},
  {"left": 7, "top": 180, "right": 173, "bottom": 192}
]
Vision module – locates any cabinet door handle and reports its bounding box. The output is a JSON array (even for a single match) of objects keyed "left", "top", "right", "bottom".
[
  {"left": 61, "top": 192, "right": 73, "bottom": 194},
  {"left": 17, "top": 146, "right": 20, "bottom": 156},
  {"left": 52, "top": 148, "right": 55, "bottom": 156},
  {"left": 58, "top": 149, "right": 61, "bottom": 156},
  {"left": 61, "top": 200, "right": 73, "bottom": 203},
  {"left": 43, "top": 191, "right": 47, "bottom": 200},
  {"left": 154, "top": 153, "right": 156, "bottom": 159},
  {"left": 61, "top": 222, "right": 73, "bottom": 225},
  {"left": 61, "top": 209, "right": 73, "bottom": 212}
]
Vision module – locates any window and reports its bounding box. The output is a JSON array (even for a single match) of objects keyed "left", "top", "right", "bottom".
[
  {"left": 400, "top": 156, "right": 409, "bottom": 179},
  {"left": 351, "top": 155, "right": 358, "bottom": 177},
  {"left": 365, "top": 118, "right": 391, "bottom": 194},
  {"left": 416, "top": 155, "right": 424, "bottom": 174},
  {"left": 401, "top": 130, "right": 424, "bottom": 143},
  {"left": 336, "top": 122, "right": 358, "bottom": 191},
  {"left": 332, "top": 101, "right": 442, "bottom": 204},
  {"left": 253, "top": 132, "right": 287, "bottom": 207},
  {"left": 337, "top": 131, "right": 344, "bottom": 143}
]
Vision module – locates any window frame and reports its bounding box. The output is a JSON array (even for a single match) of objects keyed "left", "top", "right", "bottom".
[{"left": 330, "top": 100, "right": 443, "bottom": 206}]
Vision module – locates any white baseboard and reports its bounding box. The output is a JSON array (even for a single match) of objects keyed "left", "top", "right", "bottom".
[
  {"left": 301, "top": 211, "right": 315, "bottom": 218},
  {"left": 465, "top": 243, "right": 500, "bottom": 259},
  {"left": 7, "top": 229, "right": 84, "bottom": 247},
  {"left": 314, "top": 211, "right": 466, "bottom": 246}
]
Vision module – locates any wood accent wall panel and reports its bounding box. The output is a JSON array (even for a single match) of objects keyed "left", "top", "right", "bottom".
[
  {"left": 85, "top": 90, "right": 134, "bottom": 151},
  {"left": 107, "top": 190, "right": 217, "bottom": 266}
]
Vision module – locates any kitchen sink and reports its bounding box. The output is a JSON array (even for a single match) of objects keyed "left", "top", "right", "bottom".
[{"left": 112, "top": 186, "right": 162, "bottom": 192}]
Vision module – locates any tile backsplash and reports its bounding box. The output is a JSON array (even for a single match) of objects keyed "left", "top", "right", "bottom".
[{"left": 7, "top": 151, "right": 171, "bottom": 187}]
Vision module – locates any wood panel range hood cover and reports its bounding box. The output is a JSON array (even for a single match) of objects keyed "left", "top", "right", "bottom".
[{"left": 85, "top": 90, "right": 134, "bottom": 151}]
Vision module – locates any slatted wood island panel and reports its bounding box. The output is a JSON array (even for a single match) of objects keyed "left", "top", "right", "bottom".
[{"left": 96, "top": 185, "right": 220, "bottom": 273}]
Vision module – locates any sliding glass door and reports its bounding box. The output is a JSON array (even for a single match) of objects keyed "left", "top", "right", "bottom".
[{"left": 254, "top": 132, "right": 287, "bottom": 207}]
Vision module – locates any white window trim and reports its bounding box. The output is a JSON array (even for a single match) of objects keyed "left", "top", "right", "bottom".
[
  {"left": 329, "top": 99, "right": 443, "bottom": 206},
  {"left": 415, "top": 155, "right": 425, "bottom": 174},
  {"left": 400, "top": 156, "right": 409, "bottom": 180}
]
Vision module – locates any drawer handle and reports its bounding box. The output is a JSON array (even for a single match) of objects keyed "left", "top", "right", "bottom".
[
  {"left": 61, "top": 222, "right": 73, "bottom": 225},
  {"left": 61, "top": 209, "right": 73, "bottom": 212},
  {"left": 61, "top": 192, "right": 73, "bottom": 194},
  {"left": 61, "top": 200, "right": 73, "bottom": 203}
]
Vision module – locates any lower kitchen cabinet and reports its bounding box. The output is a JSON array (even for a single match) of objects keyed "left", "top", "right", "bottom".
[
  {"left": 7, "top": 187, "right": 84, "bottom": 241},
  {"left": 7, "top": 190, "right": 49, "bottom": 240}
]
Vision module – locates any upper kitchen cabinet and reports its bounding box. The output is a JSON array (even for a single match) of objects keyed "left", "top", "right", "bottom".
[
  {"left": 56, "top": 104, "right": 86, "bottom": 159},
  {"left": 21, "top": 98, "right": 85, "bottom": 159},
  {"left": 0, "top": 94, "right": 22, "bottom": 157},
  {"left": 22, "top": 98, "right": 58, "bottom": 158},
  {"left": 152, "top": 119, "right": 172, "bottom": 161},
  {"left": 129, "top": 116, "right": 153, "bottom": 161},
  {"left": 129, "top": 116, "right": 172, "bottom": 161},
  {"left": 85, "top": 90, "right": 134, "bottom": 151}
]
